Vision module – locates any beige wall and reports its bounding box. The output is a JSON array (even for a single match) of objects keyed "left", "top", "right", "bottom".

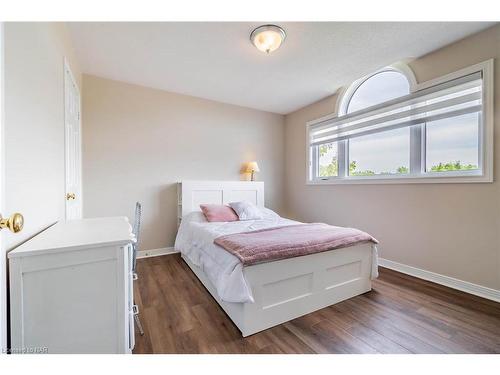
[
  {"left": 82, "top": 75, "right": 285, "bottom": 251},
  {"left": 3, "top": 22, "right": 81, "bottom": 248},
  {"left": 284, "top": 25, "right": 500, "bottom": 290}
]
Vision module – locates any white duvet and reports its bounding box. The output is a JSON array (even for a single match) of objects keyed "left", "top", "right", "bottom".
[
  {"left": 174, "top": 208, "right": 298, "bottom": 303},
  {"left": 174, "top": 209, "right": 379, "bottom": 304}
]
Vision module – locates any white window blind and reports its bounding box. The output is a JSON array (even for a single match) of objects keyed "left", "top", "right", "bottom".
[{"left": 309, "top": 72, "right": 482, "bottom": 146}]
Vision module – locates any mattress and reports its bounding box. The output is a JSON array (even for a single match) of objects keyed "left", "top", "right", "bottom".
[
  {"left": 174, "top": 208, "right": 379, "bottom": 304},
  {"left": 174, "top": 208, "right": 298, "bottom": 303}
]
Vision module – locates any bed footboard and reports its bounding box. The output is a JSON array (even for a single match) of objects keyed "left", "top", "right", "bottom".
[{"left": 182, "top": 243, "right": 373, "bottom": 337}]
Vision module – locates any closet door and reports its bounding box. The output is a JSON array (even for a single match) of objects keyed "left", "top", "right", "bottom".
[{"left": 64, "top": 60, "right": 82, "bottom": 220}]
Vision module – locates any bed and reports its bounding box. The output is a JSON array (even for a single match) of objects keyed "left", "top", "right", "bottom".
[{"left": 175, "top": 180, "right": 378, "bottom": 337}]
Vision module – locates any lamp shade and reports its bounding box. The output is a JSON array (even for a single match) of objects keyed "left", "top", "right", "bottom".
[{"left": 246, "top": 161, "right": 260, "bottom": 173}]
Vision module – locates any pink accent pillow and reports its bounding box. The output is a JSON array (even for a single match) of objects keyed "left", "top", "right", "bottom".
[{"left": 200, "top": 204, "right": 239, "bottom": 222}]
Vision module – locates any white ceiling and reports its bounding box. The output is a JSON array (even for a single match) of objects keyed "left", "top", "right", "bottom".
[{"left": 68, "top": 22, "right": 495, "bottom": 114}]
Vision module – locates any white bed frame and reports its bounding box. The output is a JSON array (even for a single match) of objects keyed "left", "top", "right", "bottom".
[{"left": 177, "top": 180, "right": 374, "bottom": 337}]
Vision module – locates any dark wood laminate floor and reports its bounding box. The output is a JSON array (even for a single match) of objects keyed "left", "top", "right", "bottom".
[{"left": 133, "top": 254, "right": 500, "bottom": 354}]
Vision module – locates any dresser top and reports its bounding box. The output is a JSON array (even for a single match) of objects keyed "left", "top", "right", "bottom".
[{"left": 8, "top": 217, "right": 135, "bottom": 258}]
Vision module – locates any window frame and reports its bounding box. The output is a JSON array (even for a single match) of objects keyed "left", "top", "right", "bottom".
[{"left": 306, "top": 60, "right": 494, "bottom": 185}]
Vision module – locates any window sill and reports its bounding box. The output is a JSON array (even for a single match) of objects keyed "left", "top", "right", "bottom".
[{"left": 307, "top": 171, "right": 492, "bottom": 185}]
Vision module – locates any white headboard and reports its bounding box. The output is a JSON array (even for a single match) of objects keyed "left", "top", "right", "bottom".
[{"left": 177, "top": 180, "right": 265, "bottom": 223}]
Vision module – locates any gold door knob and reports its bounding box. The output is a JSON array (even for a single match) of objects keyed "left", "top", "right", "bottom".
[
  {"left": 66, "top": 193, "right": 76, "bottom": 200},
  {"left": 0, "top": 213, "right": 24, "bottom": 233}
]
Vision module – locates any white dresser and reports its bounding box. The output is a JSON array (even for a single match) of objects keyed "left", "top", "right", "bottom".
[{"left": 8, "top": 217, "right": 136, "bottom": 354}]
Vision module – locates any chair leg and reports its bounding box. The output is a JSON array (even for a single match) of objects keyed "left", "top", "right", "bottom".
[{"left": 134, "top": 312, "right": 145, "bottom": 336}]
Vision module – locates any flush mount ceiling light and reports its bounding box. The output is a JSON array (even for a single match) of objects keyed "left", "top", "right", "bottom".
[{"left": 250, "top": 24, "right": 286, "bottom": 54}]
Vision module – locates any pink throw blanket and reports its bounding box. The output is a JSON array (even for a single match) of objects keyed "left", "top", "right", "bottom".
[{"left": 214, "top": 223, "right": 378, "bottom": 266}]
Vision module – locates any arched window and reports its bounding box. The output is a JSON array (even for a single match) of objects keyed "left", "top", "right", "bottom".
[
  {"left": 308, "top": 61, "right": 490, "bottom": 183},
  {"left": 342, "top": 69, "right": 411, "bottom": 176},
  {"left": 315, "top": 67, "right": 413, "bottom": 179},
  {"left": 341, "top": 69, "right": 411, "bottom": 115}
]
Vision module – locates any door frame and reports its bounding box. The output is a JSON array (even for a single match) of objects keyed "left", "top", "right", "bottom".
[
  {"left": 64, "top": 58, "right": 82, "bottom": 220},
  {"left": 0, "top": 21, "right": 7, "bottom": 352}
]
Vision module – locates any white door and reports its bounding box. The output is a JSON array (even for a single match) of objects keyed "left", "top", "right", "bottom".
[
  {"left": 0, "top": 21, "right": 25, "bottom": 353},
  {"left": 0, "top": 20, "right": 5, "bottom": 353},
  {"left": 64, "top": 60, "right": 82, "bottom": 220}
]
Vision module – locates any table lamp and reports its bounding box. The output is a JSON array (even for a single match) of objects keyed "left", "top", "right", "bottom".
[{"left": 246, "top": 161, "right": 260, "bottom": 181}]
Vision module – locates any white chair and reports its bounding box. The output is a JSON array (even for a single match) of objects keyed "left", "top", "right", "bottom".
[{"left": 132, "top": 202, "right": 145, "bottom": 336}]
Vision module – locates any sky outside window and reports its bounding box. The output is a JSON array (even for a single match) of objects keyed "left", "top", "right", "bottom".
[{"left": 347, "top": 70, "right": 410, "bottom": 175}]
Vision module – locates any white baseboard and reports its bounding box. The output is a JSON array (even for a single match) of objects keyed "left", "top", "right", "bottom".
[
  {"left": 137, "top": 247, "right": 178, "bottom": 259},
  {"left": 134, "top": 251, "right": 500, "bottom": 302},
  {"left": 378, "top": 258, "right": 500, "bottom": 303}
]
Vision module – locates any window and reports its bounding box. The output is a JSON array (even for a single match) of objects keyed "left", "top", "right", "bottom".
[
  {"left": 349, "top": 128, "right": 410, "bottom": 176},
  {"left": 307, "top": 61, "right": 493, "bottom": 184},
  {"left": 318, "top": 142, "right": 338, "bottom": 177},
  {"left": 425, "top": 113, "right": 479, "bottom": 173},
  {"left": 345, "top": 70, "right": 410, "bottom": 176}
]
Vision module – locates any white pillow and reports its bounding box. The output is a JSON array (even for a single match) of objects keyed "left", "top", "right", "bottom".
[{"left": 229, "top": 201, "right": 264, "bottom": 221}]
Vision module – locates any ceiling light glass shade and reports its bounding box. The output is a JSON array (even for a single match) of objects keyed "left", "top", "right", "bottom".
[{"left": 250, "top": 25, "right": 286, "bottom": 54}]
